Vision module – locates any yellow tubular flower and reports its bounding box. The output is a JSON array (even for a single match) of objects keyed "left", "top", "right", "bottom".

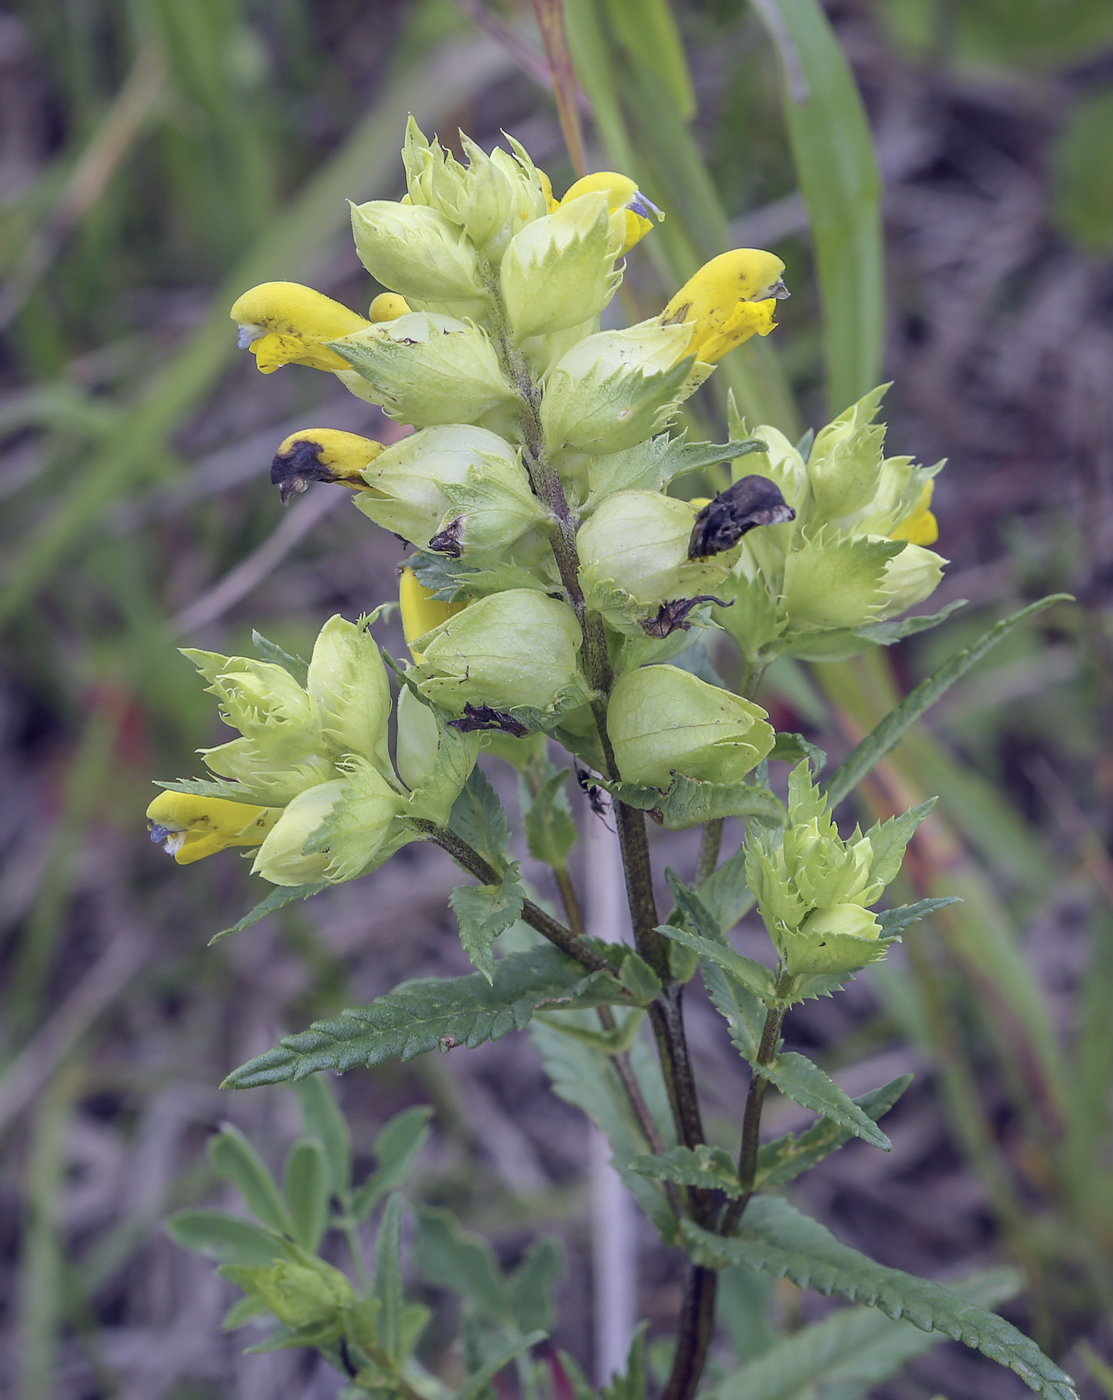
[
  {"left": 661, "top": 249, "right": 789, "bottom": 363},
  {"left": 146, "top": 792, "right": 280, "bottom": 866},
  {"left": 561, "top": 171, "right": 664, "bottom": 255},
  {"left": 270, "top": 428, "right": 385, "bottom": 505},
  {"left": 890, "top": 481, "right": 939, "bottom": 547},
  {"left": 538, "top": 168, "right": 559, "bottom": 214},
  {"left": 399, "top": 565, "right": 467, "bottom": 662},
  {"left": 369, "top": 292, "right": 412, "bottom": 322},
  {"left": 231, "top": 282, "right": 369, "bottom": 374}
]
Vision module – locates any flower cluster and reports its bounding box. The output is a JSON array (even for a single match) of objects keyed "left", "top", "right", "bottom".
[
  {"left": 149, "top": 121, "right": 946, "bottom": 893},
  {"left": 745, "top": 762, "right": 931, "bottom": 979}
]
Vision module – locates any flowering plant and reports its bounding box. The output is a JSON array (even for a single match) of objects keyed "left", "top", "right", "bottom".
[{"left": 155, "top": 124, "right": 1074, "bottom": 1400}]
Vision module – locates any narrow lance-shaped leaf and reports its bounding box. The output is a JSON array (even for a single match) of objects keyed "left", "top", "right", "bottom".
[
  {"left": 293, "top": 1075, "right": 351, "bottom": 1200},
  {"left": 755, "top": 1074, "right": 912, "bottom": 1189},
  {"left": 208, "top": 1124, "right": 294, "bottom": 1235},
  {"left": 284, "top": 1139, "right": 331, "bottom": 1253},
  {"left": 682, "top": 1200, "right": 1077, "bottom": 1400},
  {"left": 374, "top": 1194, "right": 405, "bottom": 1364},
  {"left": 352, "top": 1105, "right": 434, "bottom": 1221},
  {"left": 760, "top": 1052, "right": 891, "bottom": 1151},
  {"left": 823, "top": 595, "right": 1071, "bottom": 809}
]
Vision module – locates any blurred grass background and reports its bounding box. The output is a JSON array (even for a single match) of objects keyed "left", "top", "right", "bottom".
[{"left": 0, "top": 0, "right": 1111, "bottom": 1395}]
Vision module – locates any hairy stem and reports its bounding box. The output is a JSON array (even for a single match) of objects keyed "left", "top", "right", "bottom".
[{"left": 694, "top": 817, "right": 724, "bottom": 889}]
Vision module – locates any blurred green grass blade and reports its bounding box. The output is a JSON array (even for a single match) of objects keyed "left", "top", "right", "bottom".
[
  {"left": 601, "top": 0, "right": 695, "bottom": 119},
  {"left": 751, "top": 0, "right": 883, "bottom": 413},
  {"left": 0, "top": 37, "right": 508, "bottom": 633}
]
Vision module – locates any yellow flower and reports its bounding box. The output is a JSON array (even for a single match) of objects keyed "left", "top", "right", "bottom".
[
  {"left": 270, "top": 428, "right": 385, "bottom": 505},
  {"left": 399, "top": 566, "right": 467, "bottom": 662},
  {"left": 230, "top": 282, "right": 369, "bottom": 374},
  {"left": 561, "top": 171, "right": 663, "bottom": 254},
  {"left": 146, "top": 792, "right": 280, "bottom": 866},
  {"left": 661, "top": 249, "right": 789, "bottom": 363},
  {"left": 538, "top": 168, "right": 559, "bottom": 214},
  {"left": 890, "top": 481, "right": 939, "bottom": 547}
]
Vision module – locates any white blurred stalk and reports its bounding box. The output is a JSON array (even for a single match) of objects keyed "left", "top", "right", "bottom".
[{"left": 585, "top": 811, "right": 637, "bottom": 1384}]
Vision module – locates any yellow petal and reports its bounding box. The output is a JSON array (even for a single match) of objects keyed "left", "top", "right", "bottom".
[
  {"left": 399, "top": 566, "right": 467, "bottom": 662},
  {"left": 561, "top": 171, "right": 662, "bottom": 254},
  {"left": 146, "top": 792, "right": 280, "bottom": 864},
  {"left": 270, "top": 428, "right": 385, "bottom": 504},
  {"left": 231, "top": 282, "right": 369, "bottom": 376},
  {"left": 661, "top": 249, "right": 787, "bottom": 361},
  {"left": 890, "top": 482, "right": 939, "bottom": 547}
]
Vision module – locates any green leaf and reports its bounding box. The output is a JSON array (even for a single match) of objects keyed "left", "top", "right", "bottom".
[
  {"left": 208, "top": 1125, "right": 294, "bottom": 1235},
  {"left": 156, "top": 775, "right": 264, "bottom": 804},
  {"left": 165, "top": 1210, "right": 290, "bottom": 1267},
  {"left": 755, "top": 1075, "right": 912, "bottom": 1189},
  {"left": 450, "top": 869, "right": 525, "bottom": 983},
  {"left": 456, "top": 1331, "right": 548, "bottom": 1400},
  {"left": 449, "top": 767, "right": 510, "bottom": 867},
  {"left": 822, "top": 596, "right": 1072, "bottom": 808},
  {"left": 769, "top": 731, "right": 827, "bottom": 773},
  {"left": 284, "top": 1139, "right": 330, "bottom": 1253},
  {"left": 251, "top": 630, "right": 309, "bottom": 688},
  {"left": 352, "top": 1105, "right": 434, "bottom": 1221},
  {"left": 224, "top": 947, "right": 622, "bottom": 1089},
  {"left": 658, "top": 925, "right": 778, "bottom": 1002},
  {"left": 703, "top": 950, "right": 768, "bottom": 1062},
  {"left": 761, "top": 1053, "right": 891, "bottom": 1150},
  {"left": 531, "top": 1015, "right": 677, "bottom": 1238},
  {"left": 208, "top": 882, "right": 328, "bottom": 945},
  {"left": 524, "top": 769, "right": 578, "bottom": 871},
  {"left": 601, "top": 1323, "right": 648, "bottom": 1400},
  {"left": 374, "top": 1194, "right": 405, "bottom": 1364},
  {"left": 683, "top": 1202, "right": 1077, "bottom": 1399},
  {"left": 618, "top": 951, "right": 663, "bottom": 1006},
  {"left": 509, "top": 1238, "right": 564, "bottom": 1335},
  {"left": 715, "top": 1267, "right": 1023, "bottom": 1400},
  {"left": 222, "top": 1294, "right": 271, "bottom": 1331},
  {"left": 698, "top": 847, "right": 756, "bottom": 938},
  {"left": 601, "top": 0, "right": 694, "bottom": 118},
  {"left": 855, "top": 598, "right": 968, "bottom": 646},
  {"left": 755, "top": 0, "right": 883, "bottom": 412},
  {"left": 661, "top": 437, "right": 767, "bottom": 485},
  {"left": 878, "top": 897, "right": 960, "bottom": 938},
  {"left": 293, "top": 1075, "right": 352, "bottom": 1200},
  {"left": 1052, "top": 86, "right": 1113, "bottom": 256},
  {"left": 864, "top": 800, "right": 936, "bottom": 887},
  {"left": 607, "top": 774, "right": 786, "bottom": 830},
  {"left": 630, "top": 1143, "right": 742, "bottom": 1197},
  {"left": 412, "top": 1203, "right": 508, "bottom": 1324}
]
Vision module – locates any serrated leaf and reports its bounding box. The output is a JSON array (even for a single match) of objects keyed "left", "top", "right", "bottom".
[
  {"left": 156, "top": 775, "right": 265, "bottom": 804},
  {"left": 509, "top": 1238, "right": 564, "bottom": 1335},
  {"left": 658, "top": 925, "right": 778, "bottom": 1002},
  {"left": 374, "top": 1194, "right": 405, "bottom": 1364},
  {"left": 630, "top": 1143, "right": 742, "bottom": 1196},
  {"left": 413, "top": 1203, "right": 508, "bottom": 1323},
  {"left": 664, "top": 867, "right": 720, "bottom": 940},
  {"left": 618, "top": 951, "right": 662, "bottom": 1005},
  {"left": 352, "top": 1105, "right": 433, "bottom": 1221},
  {"left": 407, "top": 549, "right": 479, "bottom": 600},
  {"left": 450, "top": 869, "right": 525, "bottom": 982},
  {"left": 698, "top": 847, "right": 756, "bottom": 938},
  {"left": 761, "top": 1053, "right": 891, "bottom": 1150},
  {"left": 661, "top": 436, "right": 767, "bottom": 485},
  {"left": 769, "top": 731, "right": 827, "bottom": 773},
  {"left": 449, "top": 767, "right": 510, "bottom": 867},
  {"left": 293, "top": 1075, "right": 351, "bottom": 1199},
  {"left": 715, "top": 1266, "right": 1022, "bottom": 1400},
  {"left": 864, "top": 800, "right": 936, "bottom": 887},
  {"left": 607, "top": 774, "right": 786, "bottom": 831},
  {"left": 209, "top": 882, "right": 327, "bottom": 945},
  {"left": 223, "top": 947, "right": 621, "bottom": 1089},
  {"left": 208, "top": 1125, "right": 294, "bottom": 1235},
  {"left": 524, "top": 768, "right": 578, "bottom": 870},
  {"left": 822, "top": 595, "right": 1071, "bottom": 808},
  {"left": 855, "top": 597, "right": 968, "bottom": 645},
  {"left": 755, "top": 1075, "right": 912, "bottom": 1190},
  {"left": 456, "top": 1331, "right": 548, "bottom": 1400},
  {"left": 251, "top": 630, "right": 309, "bottom": 687},
  {"left": 682, "top": 1201, "right": 1077, "bottom": 1400},
  {"left": 703, "top": 954, "right": 768, "bottom": 1061},
  {"left": 284, "top": 1139, "right": 330, "bottom": 1253},
  {"left": 878, "top": 897, "right": 960, "bottom": 938},
  {"left": 166, "top": 1210, "right": 290, "bottom": 1267}
]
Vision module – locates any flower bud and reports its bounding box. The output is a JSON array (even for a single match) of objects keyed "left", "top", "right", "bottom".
[
  {"left": 607, "top": 665, "right": 774, "bottom": 789},
  {"left": 353, "top": 424, "right": 534, "bottom": 551},
  {"left": 661, "top": 250, "right": 787, "bottom": 363},
  {"left": 350, "top": 200, "right": 483, "bottom": 302},
  {"left": 540, "top": 321, "right": 694, "bottom": 454},
  {"left": 413, "top": 590, "right": 587, "bottom": 715},
  {"left": 799, "top": 903, "right": 881, "bottom": 942},
  {"left": 146, "top": 792, "right": 280, "bottom": 865},
  {"left": 395, "top": 682, "right": 442, "bottom": 791},
  {"left": 806, "top": 395, "right": 886, "bottom": 520},
  {"left": 876, "top": 540, "right": 946, "bottom": 619},
  {"left": 781, "top": 531, "right": 904, "bottom": 632},
  {"left": 306, "top": 615, "right": 392, "bottom": 772},
  {"left": 395, "top": 684, "right": 479, "bottom": 823},
  {"left": 269, "top": 428, "right": 384, "bottom": 505},
  {"left": 250, "top": 781, "right": 340, "bottom": 885},
  {"left": 500, "top": 193, "right": 620, "bottom": 340},
  {"left": 231, "top": 282, "right": 369, "bottom": 374},
  {"left": 225, "top": 1258, "right": 354, "bottom": 1338},
  {"left": 560, "top": 172, "right": 663, "bottom": 255},
  {"left": 330, "top": 312, "right": 512, "bottom": 427},
  {"left": 369, "top": 292, "right": 411, "bottom": 321}
]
